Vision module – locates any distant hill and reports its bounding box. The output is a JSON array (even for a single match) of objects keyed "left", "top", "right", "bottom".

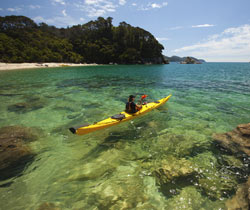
[{"left": 164, "top": 55, "right": 206, "bottom": 63}]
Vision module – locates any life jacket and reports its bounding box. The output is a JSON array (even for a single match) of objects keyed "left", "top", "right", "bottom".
[{"left": 126, "top": 101, "right": 137, "bottom": 113}]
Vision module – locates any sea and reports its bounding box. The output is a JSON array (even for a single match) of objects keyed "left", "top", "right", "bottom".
[{"left": 0, "top": 63, "right": 249, "bottom": 209}]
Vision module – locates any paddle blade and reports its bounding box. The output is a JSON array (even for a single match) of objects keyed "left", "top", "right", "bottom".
[{"left": 141, "top": 95, "right": 148, "bottom": 100}]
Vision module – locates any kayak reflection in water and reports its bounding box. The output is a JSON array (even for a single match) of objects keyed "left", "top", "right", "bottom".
[{"left": 125, "top": 95, "right": 142, "bottom": 113}]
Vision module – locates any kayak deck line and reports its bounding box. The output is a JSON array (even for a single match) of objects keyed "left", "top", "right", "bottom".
[{"left": 69, "top": 94, "right": 172, "bottom": 135}]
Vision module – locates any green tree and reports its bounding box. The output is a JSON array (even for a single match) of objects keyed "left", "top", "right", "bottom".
[{"left": 0, "top": 15, "right": 165, "bottom": 64}]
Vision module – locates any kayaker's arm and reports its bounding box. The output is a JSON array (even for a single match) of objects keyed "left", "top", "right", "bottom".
[{"left": 136, "top": 104, "right": 142, "bottom": 110}]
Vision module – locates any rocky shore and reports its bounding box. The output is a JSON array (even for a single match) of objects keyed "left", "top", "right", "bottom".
[{"left": 213, "top": 123, "right": 250, "bottom": 210}]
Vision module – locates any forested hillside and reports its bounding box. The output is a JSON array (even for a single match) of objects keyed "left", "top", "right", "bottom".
[{"left": 0, "top": 16, "right": 165, "bottom": 64}]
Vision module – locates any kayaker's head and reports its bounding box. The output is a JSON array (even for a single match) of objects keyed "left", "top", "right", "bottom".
[{"left": 128, "top": 95, "right": 135, "bottom": 102}]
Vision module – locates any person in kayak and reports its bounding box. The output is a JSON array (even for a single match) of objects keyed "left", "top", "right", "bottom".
[{"left": 126, "top": 95, "right": 142, "bottom": 113}]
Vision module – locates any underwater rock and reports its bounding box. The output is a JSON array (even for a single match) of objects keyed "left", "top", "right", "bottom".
[
  {"left": 8, "top": 100, "right": 45, "bottom": 113},
  {"left": 0, "top": 93, "right": 22, "bottom": 97},
  {"left": 152, "top": 157, "right": 196, "bottom": 184},
  {"left": 81, "top": 166, "right": 148, "bottom": 210},
  {"left": 221, "top": 155, "right": 244, "bottom": 169},
  {"left": 65, "top": 148, "right": 151, "bottom": 209},
  {"left": 165, "top": 186, "right": 206, "bottom": 209},
  {"left": 198, "top": 175, "right": 237, "bottom": 200},
  {"left": 56, "top": 78, "right": 109, "bottom": 89},
  {"left": 213, "top": 123, "right": 250, "bottom": 156},
  {"left": 83, "top": 102, "right": 102, "bottom": 109},
  {"left": 0, "top": 126, "right": 38, "bottom": 180},
  {"left": 0, "top": 136, "right": 34, "bottom": 180},
  {"left": 166, "top": 186, "right": 226, "bottom": 209},
  {"left": 237, "top": 123, "right": 250, "bottom": 136},
  {"left": 67, "top": 114, "right": 78, "bottom": 119},
  {"left": 0, "top": 126, "right": 40, "bottom": 142},
  {"left": 190, "top": 152, "right": 238, "bottom": 200},
  {"left": 8, "top": 102, "right": 29, "bottom": 112},
  {"left": 226, "top": 176, "right": 250, "bottom": 210},
  {"left": 37, "top": 202, "right": 61, "bottom": 210},
  {"left": 66, "top": 148, "right": 121, "bottom": 182},
  {"left": 155, "top": 129, "right": 210, "bottom": 158}
]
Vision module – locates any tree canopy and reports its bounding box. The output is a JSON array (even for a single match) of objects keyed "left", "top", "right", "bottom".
[{"left": 0, "top": 16, "right": 165, "bottom": 64}]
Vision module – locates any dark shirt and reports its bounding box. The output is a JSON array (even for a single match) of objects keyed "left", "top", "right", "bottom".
[{"left": 126, "top": 102, "right": 137, "bottom": 113}]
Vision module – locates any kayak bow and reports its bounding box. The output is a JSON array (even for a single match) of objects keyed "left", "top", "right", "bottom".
[{"left": 69, "top": 94, "right": 171, "bottom": 135}]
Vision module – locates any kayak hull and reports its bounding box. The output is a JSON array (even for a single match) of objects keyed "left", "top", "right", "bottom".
[{"left": 70, "top": 94, "right": 172, "bottom": 135}]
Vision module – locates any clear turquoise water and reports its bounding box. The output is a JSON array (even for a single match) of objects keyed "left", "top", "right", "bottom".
[{"left": 0, "top": 63, "right": 250, "bottom": 209}]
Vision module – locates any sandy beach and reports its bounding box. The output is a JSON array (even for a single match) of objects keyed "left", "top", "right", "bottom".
[{"left": 0, "top": 63, "right": 99, "bottom": 71}]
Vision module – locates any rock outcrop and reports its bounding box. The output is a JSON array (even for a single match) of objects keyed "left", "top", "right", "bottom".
[
  {"left": 226, "top": 177, "right": 250, "bottom": 210},
  {"left": 213, "top": 123, "right": 250, "bottom": 156},
  {"left": 180, "top": 57, "right": 202, "bottom": 64},
  {"left": 213, "top": 123, "right": 250, "bottom": 210},
  {"left": 0, "top": 126, "right": 39, "bottom": 181},
  {"left": 163, "top": 55, "right": 205, "bottom": 63}
]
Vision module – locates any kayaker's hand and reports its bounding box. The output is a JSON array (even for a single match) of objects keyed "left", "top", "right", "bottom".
[{"left": 136, "top": 104, "right": 142, "bottom": 108}]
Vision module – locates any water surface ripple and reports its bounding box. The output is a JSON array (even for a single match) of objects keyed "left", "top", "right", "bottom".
[{"left": 0, "top": 63, "right": 250, "bottom": 209}]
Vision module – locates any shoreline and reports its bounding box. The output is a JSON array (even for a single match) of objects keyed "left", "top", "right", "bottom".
[{"left": 0, "top": 63, "right": 99, "bottom": 71}]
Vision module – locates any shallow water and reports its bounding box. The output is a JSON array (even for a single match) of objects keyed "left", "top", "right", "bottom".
[{"left": 0, "top": 63, "right": 250, "bottom": 209}]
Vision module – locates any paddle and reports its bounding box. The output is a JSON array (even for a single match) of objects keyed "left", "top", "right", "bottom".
[{"left": 139, "top": 94, "right": 148, "bottom": 105}]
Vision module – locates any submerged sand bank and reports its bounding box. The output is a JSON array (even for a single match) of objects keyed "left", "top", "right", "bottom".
[{"left": 0, "top": 63, "right": 99, "bottom": 71}]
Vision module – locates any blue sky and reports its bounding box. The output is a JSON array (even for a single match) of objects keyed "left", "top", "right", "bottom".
[{"left": 1, "top": 0, "right": 250, "bottom": 62}]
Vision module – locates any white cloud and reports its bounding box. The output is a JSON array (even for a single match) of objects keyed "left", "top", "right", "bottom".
[
  {"left": 132, "top": 3, "right": 137, "bottom": 6},
  {"left": 0, "top": 8, "right": 3, "bottom": 11},
  {"left": 119, "top": 0, "right": 126, "bottom": 5},
  {"left": 7, "top": 7, "right": 22, "bottom": 12},
  {"left": 169, "top": 24, "right": 214, "bottom": 31},
  {"left": 33, "top": 16, "right": 46, "bottom": 22},
  {"left": 85, "top": 0, "right": 99, "bottom": 4},
  {"left": 170, "top": 26, "right": 183, "bottom": 30},
  {"left": 80, "top": 17, "right": 85, "bottom": 22},
  {"left": 52, "top": 0, "right": 66, "bottom": 5},
  {"left": 156, "top": 37, "right": 169, "bottom": 41},
  {"left": 62, "top": 9, "right": 67, "bottom": 16},
  {"left": 174, "top": 24, "right": 250, "bottom": 62},
  {"left": 87, "top": 8, "right": 107, "bottom": 17},
  {"left": 29, "top": 5, "right": 41, "bottom": 9},
  {"left": 192, "top": 24, "right": 215, "bottom": 28},
  {"left": 151, "top": 3, "right": 161, "bottom": 9},
  {"left": 34, "top": 15, "right": 79, "bottom": 27},
  {"left": 75, "top": 0, "right": 116, "bottom": 18},
  {"left": 7, "top": 8, "right": 15, "bottom": 12},
  {"left": 139, "top": 1, "right": 168, "bottom": 11}
]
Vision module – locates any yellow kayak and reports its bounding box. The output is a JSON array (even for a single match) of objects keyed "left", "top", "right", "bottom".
[{"left": 69, "top": 94, "right": 172, "bottom": 135}]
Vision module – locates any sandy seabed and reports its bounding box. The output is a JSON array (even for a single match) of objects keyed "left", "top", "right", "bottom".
[{"left": 0, "top": 62, "right": 99, "bottom": 71}]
